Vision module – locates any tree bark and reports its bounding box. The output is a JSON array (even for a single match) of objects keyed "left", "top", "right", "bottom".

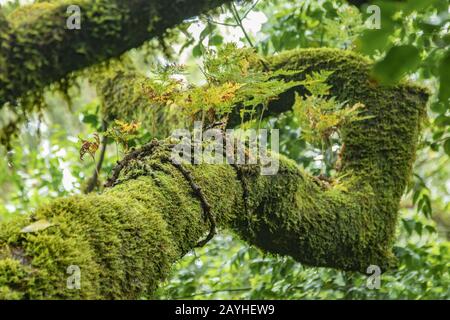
[{"left": 0, "top": 48, "right": 428, "bottom": 299}]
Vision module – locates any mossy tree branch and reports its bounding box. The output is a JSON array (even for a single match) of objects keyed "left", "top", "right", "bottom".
[
  {"left": 0, "top": 49, "right": 428, "bottom": 299},
  {"left": 0, "top": 0, "right": 232, "bottom": 107}
]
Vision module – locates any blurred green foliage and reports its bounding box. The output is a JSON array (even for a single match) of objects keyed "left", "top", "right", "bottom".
[{"left": 157, "top": 231, "right": 449, "bottom": 299}]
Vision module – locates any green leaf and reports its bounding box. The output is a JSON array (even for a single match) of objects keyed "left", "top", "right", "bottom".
[
  {"left": 373, "top": 45, "right": 421, "bottom": 84},
  {"left": 192, "top": 44, "right": 203, "bottom": 58},
  {"left": 444, "top": 138, "right": 450, "bottom": 156},
  {"left": 434, "top": 115, "right": 450, "bottom": 127},
  {"left": 199, "top": 24, "right": 215, "bottom": 41},
  {"left": 356, "top": 29, "right": 391, "bottom": 55},
  {"left": 430, "top": 101, "right": 446, "bottom": 113},
  {"left": 208, "top": 34, "right": 223, "bottom": 46},
  {"left": 425, "top": 225, "right": 436, "bottom": 234},
  {"left": 82, "top": 114, "right": 98, "bottom": 126},
  {"left": 415, "top": 221, "right": 423, "bottom": 236},
  {"left": 402, "top": 218, "right": 415, "bottom": 236}
]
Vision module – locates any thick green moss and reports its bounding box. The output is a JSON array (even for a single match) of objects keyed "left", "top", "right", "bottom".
[
  {"left": 228, "top": 49, "right": 429, "bottom": 271},
  {"left": 0, "top": 0, "right": 231, "bottom": 107},
  {"left": 7, "top": 3, "right": 58, "bottom": 28},
  {"left": 0, "top": 153, "right": 244, "bottom": 299},
  {"left": 0, "top": 49, "right": 429, "bottom": 299}
]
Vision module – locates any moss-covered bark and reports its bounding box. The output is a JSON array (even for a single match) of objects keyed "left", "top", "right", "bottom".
[
  {"left": 0, "top": 49, "right": 428, "bottom": 299},
  {"left": 0, "top": 151, "right": 243, "bottom": 299},
  {"left": 0, "top": 0, "right": 231, "bottom": 107},
  {"left": 229, "top": 49, "right": 427, "bottom": 271}
]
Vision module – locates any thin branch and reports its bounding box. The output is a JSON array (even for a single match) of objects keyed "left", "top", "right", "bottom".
[
  {"left": 165, "top": 158, "right": 217, "bottom": 247},
  {"left": 228, "top": 2, "right": 269, "bottom": 71},
  {"left": 241, "top": 0, "right": 260, "bottom": 20},
  {"left": 206, "top": 17, "right": 238, "bottom": 27},
  {"left": 104, "top": 139, "right": 160, "bottom": 188},
  {"left": 229, "top": 2, "right": 254, "bottom": 47}
]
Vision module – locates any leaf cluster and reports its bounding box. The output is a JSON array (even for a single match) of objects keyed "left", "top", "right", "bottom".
[
  {"left": 142, "top": 43, "right": 302, "bottom": 127},
  {"left": 293, "top": 71, "right": 370, "bottom": 148}
]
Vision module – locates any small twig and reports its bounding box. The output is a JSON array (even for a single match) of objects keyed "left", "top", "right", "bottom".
[
  {"left": 104, "top": 139, "right": 160, "bottom": 187},
  {"left": 86, "top": 121, "right": 108, "bottom": 193},
  {"left": 205, "top": 17, "right": 238, "bottom": 27},
  {"left": 229, "top": 2, "right": 254, "bottom": 47},
  {"left": 206, "top": 0, "right": 259, "bottom": 27},
  {"left": 228, "top": 2, "right": 269, "bottom": 72},
  {"left": 241, "top": 0, "right": 260, "bottom": 20},
  {"left": 163, "top": 157, "right": 216, "bottom": 247},
  {"left": 205, "top": 120, "right": 226, "bottom": 130}
]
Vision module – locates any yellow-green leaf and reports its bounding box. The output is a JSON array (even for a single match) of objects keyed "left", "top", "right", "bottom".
[{"left": 21, "top": 219, "right": 55, "bottom": 233}]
